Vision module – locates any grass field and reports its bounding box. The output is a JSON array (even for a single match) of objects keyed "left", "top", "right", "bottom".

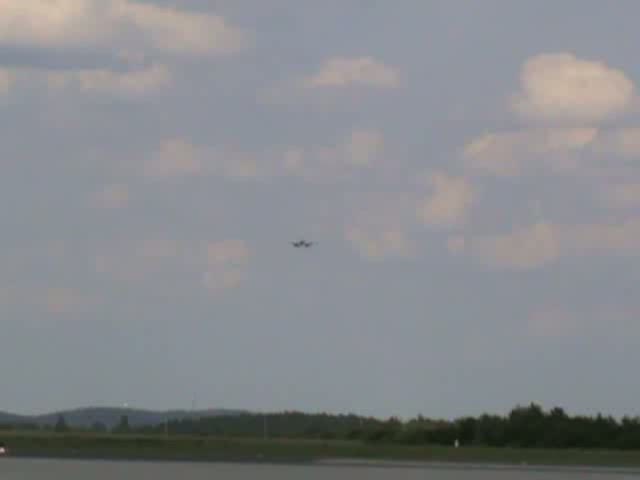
[{"left": 1, "top": 431, "right": 640, "bottom": 467}]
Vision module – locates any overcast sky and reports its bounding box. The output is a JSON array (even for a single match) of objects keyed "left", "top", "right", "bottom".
[{"left": 1, "top": 0, "right": 640, "bottom": 420}]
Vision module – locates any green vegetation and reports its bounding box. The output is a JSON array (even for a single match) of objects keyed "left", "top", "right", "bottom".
[
  {"left": 2, "top": 404, "right": 640, "bottom": 466},
  {"left": 2, "top": 431, "right": 640, "bottom": 467},
  {"left": 131, "top": 404, "right": 640, "bottom": 451}
]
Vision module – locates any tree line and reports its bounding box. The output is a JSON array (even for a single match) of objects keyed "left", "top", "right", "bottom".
[{"left": 3, "top": 404, "right": 640, "bottom": 450}]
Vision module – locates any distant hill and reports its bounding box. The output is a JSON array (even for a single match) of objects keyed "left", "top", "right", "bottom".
[
  {"left": 0, "top": 407, "right": 247, "bottom": 429},
  {"left": 0, "top": 412, "right": 27, "bottom": 426}
]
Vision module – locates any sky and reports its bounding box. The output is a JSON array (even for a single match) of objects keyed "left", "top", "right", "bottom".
[{"left": 1, "top": 0, "right": 640, "bottom": 420}]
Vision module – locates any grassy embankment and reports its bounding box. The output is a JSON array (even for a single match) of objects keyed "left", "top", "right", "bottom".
[{"left": 2, "top": 431, "right": 640, "bottom": 467}]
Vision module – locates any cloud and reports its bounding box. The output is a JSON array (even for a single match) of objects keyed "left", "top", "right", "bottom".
[
  {"left": 304, "top": 57, "right": 400, "bottom": 89},
  {"left": 207, "top": 240, "right": 250, "bottom": 266},
  {"left": 113, "top": 1, "right": 249, "bottom": 56},
  {"left": 93, "top": 183, "right": 129, "bottom": 209},
  {"left": 344, "top": 170, "right": 474, "bottom": 261},
  {"left": 457, "top": 218, "right": 640, "bottom": 269},
  {"left": 344, "top": 192, "right": 416, "bottom": 261},
  {"left": 144, "top": 130, "right": 382, "bottom": 182},
  {"left": 143, "top": 138, "right": 204, "bottom": 178},
  {"left": 0, "top": 2, "right": 248, "bottom": 98},
  {"left": 47, "top": 63, "right": 171, "bottom": 95},
  {"left": 0, "top": 284, "right": 97, "bottom": 314},
  {"left": 204, "top": 240, "right": 250, "bottom": 293},
  {"left": 143, "top": 138, "right": 262, "bottom": 180},
  {"left": 601, "top": 183, "right": 640, "bottom": 209},
  {"left": 0, "top": 1, "right": 249, "bottom": 56},
  {"left": 568, "top": 219, "right": 640, "bottom": 253},
  {"left": 468, "top": 222, "right": 560, "bottom": 269},
  {"left": 463, "top": 128, "right": 598, "bottom": 176},
  {"left": 511, "top": 53, "right": 636, "bottom": 123},
  {"left": 0, "top": 62, "right": 172, "bottom": 98},
  {"left": 44, "top": 287, "right": 97, "bottom": 314},
  {"left": 283, "top": 130, "right": 384, "bottom": 181},
  {"left": 446, "top": 235, "right": 466, "bottom": 255},
  {"left": 417, "top": 172, "right": 474, "bottom": 228},
  {"left": 93, "top": 237, "right": 250, "bottom": 294},
  {"left": 453, "top": 52, "right": 640, "bottom": 271},
  {"left": 527, "top": 307, "right": 581, "bottom": 339},
  {"left": 463, "top": 125, "right": 640, "bottom": 181},
  {"left": 203, "top": 269, "right": 245, "bottom": 292},
  {"left": 345, "top": 130, "right": 385, "bottom": 167},
  {"left": 346, "top": 226, "right": 413, "bottom": 261},
  {"left": 591, "top": 127, "right": 640, "bottom": 157},
  {"left": 0, "top": 0, "right": 102, "bottom": 48},
  {"left": 0, "top": 68, "right": 13, "bottom": 94},
  {"left": 462, "top": 54, "right": 640, "bottom": 181}
]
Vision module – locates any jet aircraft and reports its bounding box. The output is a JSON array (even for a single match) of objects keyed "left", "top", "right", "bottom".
[{"left": 291, "top": 240, "right": 314, "bottom": 248}]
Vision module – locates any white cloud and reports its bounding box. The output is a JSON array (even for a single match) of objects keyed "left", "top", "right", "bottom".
[
  {"left": 569, "top": 219, "right": 640, "bottom": 253},
  {"left": 283, "top": 129, "right": 384, "bottom": 181},
  {"left": 417, "top": 172, "right": 474, "bottom": 228},
  {"left": 0, "top": 283, "right": 97, "bottom": 314},
  {"left": 462, "top": 54, "right": 640, "bottom": 183},
  {"left": 44, "top": 287, "right": 97, "bottom": 314},
  {"left": 47, "top": 63, "right": 171, "bottom": 95},
  {"left": 470, "top": 222, "right": 561, "bottom": 269},
  {"left": 344, "top": 192, "right": 416, "bottom": 261},
  {"left": 93, "top": 183, "right": 129, "bottom": 209},
  {"left": 454, "top": 53, "right": 640, "bottom": 271},
  {"left": 145, "top": 128, "right": 384, "bottom": 183},
  {"left": 204, "top": 240, "right": 250, "bottom": 293},
  {"left": 149, "top": 140, "right": 253, "bottom": 179},
  {"left": 343, "top": 170, "right": 474, "bottom": 261},
  {"left": 0, "top": 0, "right": 248, "bottom": 56},
  {"left": 143, "top": 138, "right": 263, "bottom": 180},
  {"left": 346, "top": 226, "right": 413, "bottom": 261},
  {"left": 0, "top": 62, "right": 172, "bottom": 98},
  {"left": 601, "top": 183, "right": 640, "bottom": 209},
  {"left": 511, "top": 53, "right": 636, "bottom": 123},
  {"left": 459, "top": 219, "right": 640, "bottom": 269},
  {"left": 113, "top": 1, "right": 249, "bottom": 56},
  {"left": 346, "top": 130, "right": 385, "bottom": 166},
  {"left": 0, "top": 68, "right": 14, "bottom": 94},
  {"left": 144, "top": 138, "right": 203, "bottom": 178},
  {"left": 304, "top": 57, "right": 400, "bottom": 89},
  {"left": 94, "top": 237, "right": 250, "bottom": 294},
  {"left": 463, "top": 128, "right": 598, "bottom": 176},
  {"left": 463, "top": 125, "right": 640, "bottom": 182},
  {"left": 446, "top": 235, "right": 466, "bottom": 254},
  {"left": 0, "top": 2, "right": 246, "bottom": 98},
  {"left": 216, "top": 152, "right": 261, "bottom": 179},
  {"left": 207, "top": 240, "right": 250, "bottom": 266},
  {"left": 591, "top": 127, "right": 640, "bottom": 157},
  {"left": 527, "top": 307, "right": 580, "bottom": 339},
  {"left": 203, "top": 269, "right": 245, "bottom": 292},
  {"left": 0, "top": 0, "right": 103, "bottom": 47}
]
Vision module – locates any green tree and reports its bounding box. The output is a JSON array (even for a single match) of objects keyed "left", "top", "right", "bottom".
[
  {"left": 113, "top": 415, "right": 130, "bottom": 433},
  {"left": 91, "top": 421, "right": 107, "bottom": 433},
  {"left": 54, "top": 415, "right": 68, "bottom": 432}
]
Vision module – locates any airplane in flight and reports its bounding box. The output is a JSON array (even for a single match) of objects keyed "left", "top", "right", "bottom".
[{"left": 291, "top": 240, "right": 314, "bottom": 248}]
